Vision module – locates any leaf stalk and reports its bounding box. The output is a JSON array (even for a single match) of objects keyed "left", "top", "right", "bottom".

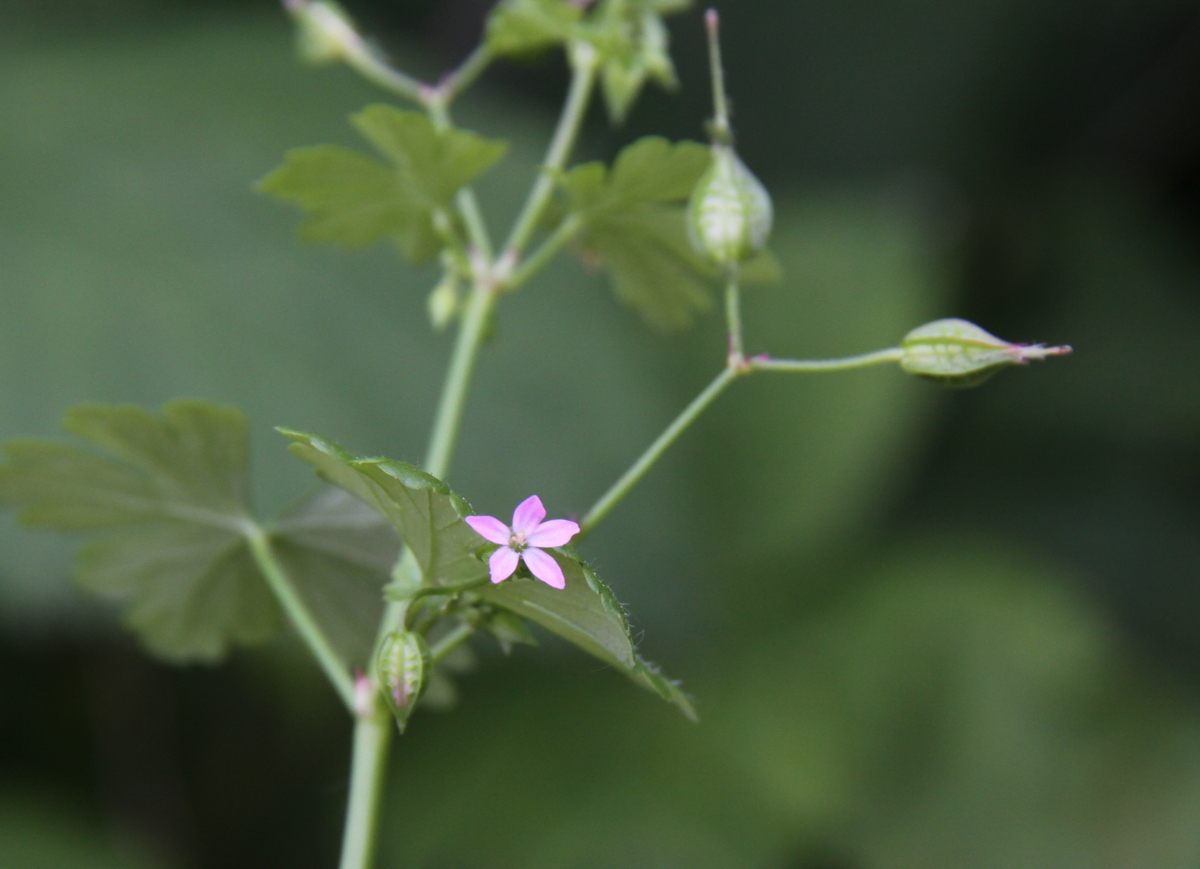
[{"left": 244, "top": 525, "right": 357, "bottom": 710}]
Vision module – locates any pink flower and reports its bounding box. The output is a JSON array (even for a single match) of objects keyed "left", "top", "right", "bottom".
[{"left": 465, "top": 495, "right": 580, "bottom": 590}]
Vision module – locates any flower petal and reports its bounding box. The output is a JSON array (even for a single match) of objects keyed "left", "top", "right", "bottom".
[
  {"left": 511, "top": 495, "right": 546, "bottom": 535},
  {"left": 465, "top": 515, "right": 511, "bottom": 545},
  {"left": 522, "top": 547, "right": 566, "bottom": 590},
  {"left": 488, "top": 546, "right": 521, "bottom": 584},
  {"left": 525, "top": 519, "right": 580, "bottom": 549}
]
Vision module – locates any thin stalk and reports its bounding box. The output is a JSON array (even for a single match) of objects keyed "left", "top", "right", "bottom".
[
  {"left": 751, "top": 348, "right": 905, "bottom": 373},
  {"left": 336, "top": 36, "right": 601, "bottom": 869},
  {"left": 429, "top": 621, "right": 475, "bottom": 664},
  {"left": 439, "top": 44, "right": 493, "bottom": 103},
  {"left": 424, "top": 282, "right": 495, "bottom": 480},
  {"left": 501, "top": 41, "right": 598, "bottom": 262},
  {"left": 337, "top": 712, "right": 392, "bottom": 869},
  {"left": 579, "top": 365, "right": 741, "bottom": 538},
  {"left": 245, "top": 525, "right": 355, "bottom": 709},
  {"left": 705, "top": 9, "right": 732, "bottom": 143},
  {"left": 504, "top": 215, "right": 583, "bottom": 292},
  {"left": 724, "top": 268, "right": 744, "bottom": 360},
  {"left": 341, "top": 44, "right": 425, "bottom": 104},
  {"left": 388, "top": 576, "right": 490, "bottom": 606}
]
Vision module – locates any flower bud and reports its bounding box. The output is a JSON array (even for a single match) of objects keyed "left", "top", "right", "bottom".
[
  {"left": 426, "top": 272, "right": 460, "bottom": 331},
  {"left": 377, "top": 631, "right": 430, "bottom": 732},
  {"left": 901, "top": 318, "right": 1072, "bottom": 388},
  {"left": 285, "top": 0, "right": 361, "bottom": 65},
  {"left": 687, "top": 144, "right": 773, "bottom": 267}
]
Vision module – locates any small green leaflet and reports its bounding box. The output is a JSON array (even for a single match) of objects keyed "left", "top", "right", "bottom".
[
  {"left": 486, "top": 0, "right": 689, "bottom": 122},
  {"left": 593, "top": 0, "right": 686, "bottom": 123},
  {"left": 486, "top": 0, "right": 583, "bottom": 56},
  {"left": 258, "top": 106, "right": 507, "bottom": 264},
  {"left": 281, "top": 428, "right": 696, "bottom": 719},
  {"left": 560, "top": 136, "right": 777, "bottom": 329},
  {"left": 0, "top": 402, "right": 395, "bottom": 666}
]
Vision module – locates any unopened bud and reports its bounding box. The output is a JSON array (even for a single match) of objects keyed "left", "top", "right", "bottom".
[
  {"left": 687, "top": 144, "right": 773, "bottom": 267},
  {"left": 426, "top": 272, "right": 460, "bottom": 331},
  {"left": 901, "top": 318, "right": 1072, "bottom": 388},
  {"left": 285, "top": 0, "right": 361, "bottom": 65},
  {"left": 377, "top": 631, "right": 430, "bottom": 732}
]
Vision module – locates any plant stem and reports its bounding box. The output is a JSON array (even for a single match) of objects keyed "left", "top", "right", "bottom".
[
  {"left": 501, "top": 41, "right": 598, "bottom": 263},
  {"left": 424, "top": 281, "right": 496, "bottom": 480},
  {"left": 579, "top": 365, "right": 742, "bottom": 538},
  {"left": 705, "top": 9, "right": 732, "bottom": 144},
  {"left": 429, "top": 621, "right": 475, "bottom": 665},
  {"left": 341, "top": 44, "right": 425, "bottom": 105},
  {"left": 334, "top": 40, "right": 603, "bottom": 869},
  {"left": 338, "top": 711, "right": 392, "bottom": 869},
  {"left": 724, "top": 268, "right": 744, "bottom": 360},
  {"left": 750, "top": 348, "right": 905, "bottom": 372},
  {"left": 439, "top": 44, "right": 493, "bottom": 103},
  {"left": 504, "top": 215, "right": 583, "bottom": 292},
  {"left": 244, "top": 524, "right": 356, "bottom": 710}
]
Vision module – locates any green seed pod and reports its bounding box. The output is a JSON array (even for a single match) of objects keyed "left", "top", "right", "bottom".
[
  {"left": 377, "top": 631, "right": 430, "bottom": 732},
  {"left": 901, "top": 318, "right": 1071, "bottom": 388},
  {"left": 687, "top": 144, "right": 773, "bottom": 267},
  {"left": 286, "top": 0, "right": 360, "bottom": 65}
]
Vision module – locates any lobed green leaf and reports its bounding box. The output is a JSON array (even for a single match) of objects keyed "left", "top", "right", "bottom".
[
  {"left": 257, "top": 145, "right": 431, "bottom": 254},
  {"left": 259, "top": 107, "right": 507, "bottom": 264},
  {"left": 0, "top": 401, "right": 268, "bottom": 662},
  {"left": 580, "top": 208, "right": 715, "bottom": 329},
  {"left": 281, "top": 428, "right": 695, "bottom": 717},
  {"left": 0, "top": 403, "right": 400, "bottom": 667},
  {"left": 561, "top": 137, "right": 725, "bottom": 328},
  {"left": 563, "top": 136, "right": 711, "bottom": 213}
]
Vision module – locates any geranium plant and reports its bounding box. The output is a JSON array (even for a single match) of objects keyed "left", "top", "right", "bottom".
[{"left": 0, "top": 2, "right": 1069, "bottom": 867}]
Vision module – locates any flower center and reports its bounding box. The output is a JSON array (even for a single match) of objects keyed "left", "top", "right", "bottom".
[{"left": 509, "top": 530, "right": 527, "bottom": 550}]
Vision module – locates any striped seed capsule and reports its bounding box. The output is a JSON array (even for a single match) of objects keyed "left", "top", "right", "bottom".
[
  {"left": 377, "top": 631, "right": 430, "bottom": 732},
  {"left": 901, "top": 318, "right": 1071, "bottom": 388},
  {"left": 687, "top": 144, "right": 773, "bottom": 268}
]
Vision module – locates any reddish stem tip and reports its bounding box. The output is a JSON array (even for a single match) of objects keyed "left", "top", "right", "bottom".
[{"left": 706, "top": 8, "right": 720, "bottom": 32}]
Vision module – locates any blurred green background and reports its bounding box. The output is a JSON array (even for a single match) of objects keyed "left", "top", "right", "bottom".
[{"left": 3, "top": 0, "right": 1200, "bottom": 866}]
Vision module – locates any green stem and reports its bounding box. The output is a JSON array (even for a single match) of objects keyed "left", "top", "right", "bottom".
[
  {"left": 504, "top": 215, "right": 583, "bottom": 292},
  {"left": 424, "top": 282, "right": 495, "bottom": 480},
  {"left": 245, "top": 525, "right": 356, "bottom": 710},
  {"left": 429, "top": 621, "right": 475, "bottom": 664},
  {"left": 705, "top": 9, "right": 732, "bottom": 144},
  {"left": 724, "top": 268, "right": 743, "bottom": 360},
  {"left": 341, "top": 44, "right": 425, "bottom": 105},
  {"left": 750, "top": 348, "right": 905, "bottom": 372},
  {"left": 579, "top": 365, "right": 742, "bottom": 538},
  {"left": 439, "top": 44, "right": 493, "bottom": 103},
  {"left": 500, "top": 41, "right": 598, "bottom": 264},
  {"left": 338, "top": 711, "right": 392, "bottom": 869},
  {"left": 335, "top": 36, "right": 599, "bottom": 869}
]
